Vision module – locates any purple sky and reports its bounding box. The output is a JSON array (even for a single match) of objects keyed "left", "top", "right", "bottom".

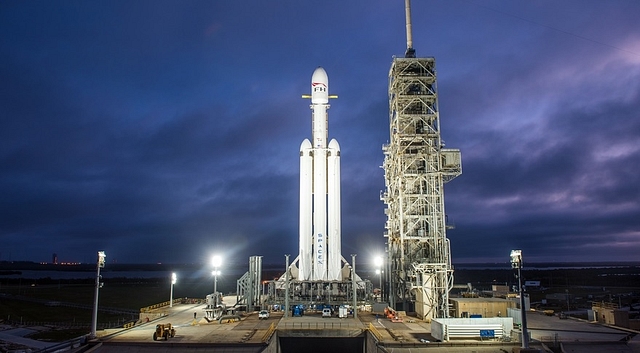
[{"left": 1, "top": 1, "right": 639, "bottom": 266}]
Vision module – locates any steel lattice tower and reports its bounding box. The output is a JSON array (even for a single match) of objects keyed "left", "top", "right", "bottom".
[{"left": 381, "top": 0, "right": 461, "bottom": 320}]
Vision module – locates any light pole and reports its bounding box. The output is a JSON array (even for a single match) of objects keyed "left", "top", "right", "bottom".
[
  {"left": 170, "top": 273, "right": 177, "bottom": 308},
  {"left": 285, "top": 254, "right": 290, "bottom": 318},
  {"left": 374, "top": 256, "right": 383, "bottom": 302},
  {"left": 211, "top": 255, "right": 222, "bottom": 294},
  {"left": 90, "top": 251, "right": 106, "bottom": 340},
  {"left": 351, "top": 254, "right": 357, "bottom": 319},
  {"left": 211, "top": 270, "right": 221, "bottom": 294},
  {"left": 510, "top": 249, "right": 530, "bottom": 349},
  {"left": 375, "top": 270, "right": 381, "bottom": 302}
]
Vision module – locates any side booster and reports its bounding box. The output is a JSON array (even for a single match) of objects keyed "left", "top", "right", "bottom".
[{"left": 299, "top": 67, "right": 341, "bottom": 281}]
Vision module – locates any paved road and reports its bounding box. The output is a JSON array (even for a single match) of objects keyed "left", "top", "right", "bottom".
[
  {"left": 527, "top": 310, "right": 632, "bottom": 342},
  {"left": 99, "top": 301, "right": 279, "bottom": 345}
]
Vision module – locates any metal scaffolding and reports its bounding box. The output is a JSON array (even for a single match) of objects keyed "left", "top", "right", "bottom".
[
  {"left": 265, "top": 255, "right": 372, "bottom": 314},
  {"left": 236, "top": 256, "right": 262, "bottom": 311},
  {"left": 381, "top": 56, "right": 461, "bottom": 320}
]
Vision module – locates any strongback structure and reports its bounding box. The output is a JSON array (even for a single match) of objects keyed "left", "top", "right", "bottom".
[{"left": 381, "top": 0, "right": 462, "bottom": 320}]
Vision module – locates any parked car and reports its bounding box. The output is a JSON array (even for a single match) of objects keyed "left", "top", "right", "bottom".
[{"left": 258, "top": 310, "right": 270, "bottom": 319}]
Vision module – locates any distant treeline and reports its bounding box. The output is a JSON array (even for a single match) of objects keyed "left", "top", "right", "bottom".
[
  {"left": 1, "top": 268, "right": 638, "bottom": 289},
  {"left": 0, "top": 261, "right": 284, "bottom": 272},
  {"left": 0, "top": 277, "right": 173, "bottom": 285},
  {"left": 1, "top": 261, "right": 639, "bottom": 289},
  {"left": 454, "top": 266, "right": 640, "bottom": 289}
]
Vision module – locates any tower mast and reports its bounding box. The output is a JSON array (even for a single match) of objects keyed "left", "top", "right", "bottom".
[{"left": 404, "top": 0, "right": 416, "bottom": 58}]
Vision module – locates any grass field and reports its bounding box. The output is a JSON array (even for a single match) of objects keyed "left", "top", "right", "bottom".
[
  {"left": 0, "top": 277, "right": 222, "bottom": 327},
  {"left": 0, "top": 277, "right": 223, "bottom": 342}
]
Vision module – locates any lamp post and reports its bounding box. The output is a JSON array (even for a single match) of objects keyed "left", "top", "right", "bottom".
[
  {"left": 375, "top": 270, "right": 381, "bottom": 302},
  {"left": 510, "top": 249, "right": 530, "bottom": 350},
  {"left": 285, "top": 254, "right": 290, "bottom": 318},
  {"left": 374, "top": 256, "right": 383, "bottom": 302},
  {"left": 170, "top": 273, "right": 177, "bottom": 308},
  {"left": 351, "top": 254, "right": 357, "bottom": 319},
  {"left": 211, "top": 270, "right": 221, "bottom": 294},
  {"left": 211, "top": 255, "right": 222, "bottom": 294},
  {"left": 90, "top": 251, "right": 106, "bottom": 340}
]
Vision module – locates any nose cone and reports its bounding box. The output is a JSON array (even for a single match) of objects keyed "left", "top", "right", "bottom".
[{"left": 311, "top": 67, "right": 329, "bottom": 104}]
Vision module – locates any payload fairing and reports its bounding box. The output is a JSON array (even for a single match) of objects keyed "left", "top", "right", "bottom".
[{"left": 298, "top": 67, "right": 342, "bottom": 281}]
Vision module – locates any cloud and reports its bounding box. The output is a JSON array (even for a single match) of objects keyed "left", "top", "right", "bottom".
[{"left": 1, "top": 0, "right": 639, "bottom": 264}]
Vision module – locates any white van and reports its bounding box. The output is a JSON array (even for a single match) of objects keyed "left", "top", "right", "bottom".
[{"left": 322, "top": 308, "right": 332, "bottom": 317}]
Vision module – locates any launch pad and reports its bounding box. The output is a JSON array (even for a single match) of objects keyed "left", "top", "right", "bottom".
[
  {"left": 244, "top": 2, "right": 460, "bottom": 322},
  {"left": 86, "top": 300, "right": 626, "bottom": 353},
  {"left": 247, "top": 0, "right": 461, "bottom": 324}
]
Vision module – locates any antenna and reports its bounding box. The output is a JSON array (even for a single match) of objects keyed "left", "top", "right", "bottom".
[{"left": 404, "top": 0, "right": 416, "bottom": 58}]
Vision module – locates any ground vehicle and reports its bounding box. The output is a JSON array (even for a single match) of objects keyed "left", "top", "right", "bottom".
[
  {"left": 258, "top": 310, "right": 270, "bottom": 319},
  {"left": 153, "top": 323, "right": 175, "bottom": 341},
  {"left": 558, "top": 312, "right": 568, "bottom": 319},
  {"left": 292, "top": 305, "right": 304, "bottom": 316},
  {"left": 338, "top": 306, "right": 348, "bottom": 318},
  {"left": 322, "top": 308, "right": 332, "bottom": 317}
]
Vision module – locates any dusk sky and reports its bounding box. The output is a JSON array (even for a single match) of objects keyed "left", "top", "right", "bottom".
[{"left": 2, "top": 1, "right": 639, "bottom": 267}]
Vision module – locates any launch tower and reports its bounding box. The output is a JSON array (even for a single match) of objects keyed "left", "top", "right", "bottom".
[{"left": 381, "top": 0, "right": 462, "bottom": 320}]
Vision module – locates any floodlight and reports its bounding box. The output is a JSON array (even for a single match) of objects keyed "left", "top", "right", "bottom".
[
  {"left": 97, "top": 251, "right": 106, "bottom": 268},
  {"left": 510, "top": 249, "right": 522, "bottom": 268},
  {"left": 170, "top": 272, "right": 177, "bottom": 307},
  {"left": 211, "top": 255, "right": 222, "bottom": 268}
]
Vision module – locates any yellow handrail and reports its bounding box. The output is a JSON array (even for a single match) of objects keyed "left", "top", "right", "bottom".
[
  {"left": 368, "top": 323, "right": 383, "bottom": 341},
  {"left": 261, "top": 322, "right": 276, "bottom": 342},
  {"left": 140, "top": 297, "right": 205, "bottom": 313}
]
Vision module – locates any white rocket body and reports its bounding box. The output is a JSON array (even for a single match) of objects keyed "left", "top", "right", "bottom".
[{"left": 299, "top": 67, "right": 342, "bottom": 281}]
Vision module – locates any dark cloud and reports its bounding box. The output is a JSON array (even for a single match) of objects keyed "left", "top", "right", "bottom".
[{"left": 1, "top": 0, "right": 639, "bottom": 264}]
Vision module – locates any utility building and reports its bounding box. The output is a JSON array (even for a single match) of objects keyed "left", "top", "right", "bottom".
[{"left": 381, "top": 0, "right": 462, "bottom": 320}]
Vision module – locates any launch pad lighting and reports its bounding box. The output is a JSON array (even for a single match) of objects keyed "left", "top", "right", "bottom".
[
  {"left": 510, "top": 249, "right": 530, "bottom": 349},
  {"left": 170, "top": 272, "right": 177, "bottom": 308},
  {"left": 211, "top": 255, "right": 222, "bottom": 294},
  {"left": 211, "top": 255, "right": 222, "bottom": 268},
  {"left": 90, "top": 251, "right": 105, "bottom": 339}
]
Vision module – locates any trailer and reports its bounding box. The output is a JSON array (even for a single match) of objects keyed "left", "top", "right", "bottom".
[
  {"left": 431, "top": 317, "right": 513, "bottom": 341},
  {"left": 338, "top": 305, "right": 348, "bottom": 318}
]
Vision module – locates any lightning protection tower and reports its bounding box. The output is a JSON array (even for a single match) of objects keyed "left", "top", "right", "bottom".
[{"left": 381, "top": 0, "right": 462, "bottom": 320}]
